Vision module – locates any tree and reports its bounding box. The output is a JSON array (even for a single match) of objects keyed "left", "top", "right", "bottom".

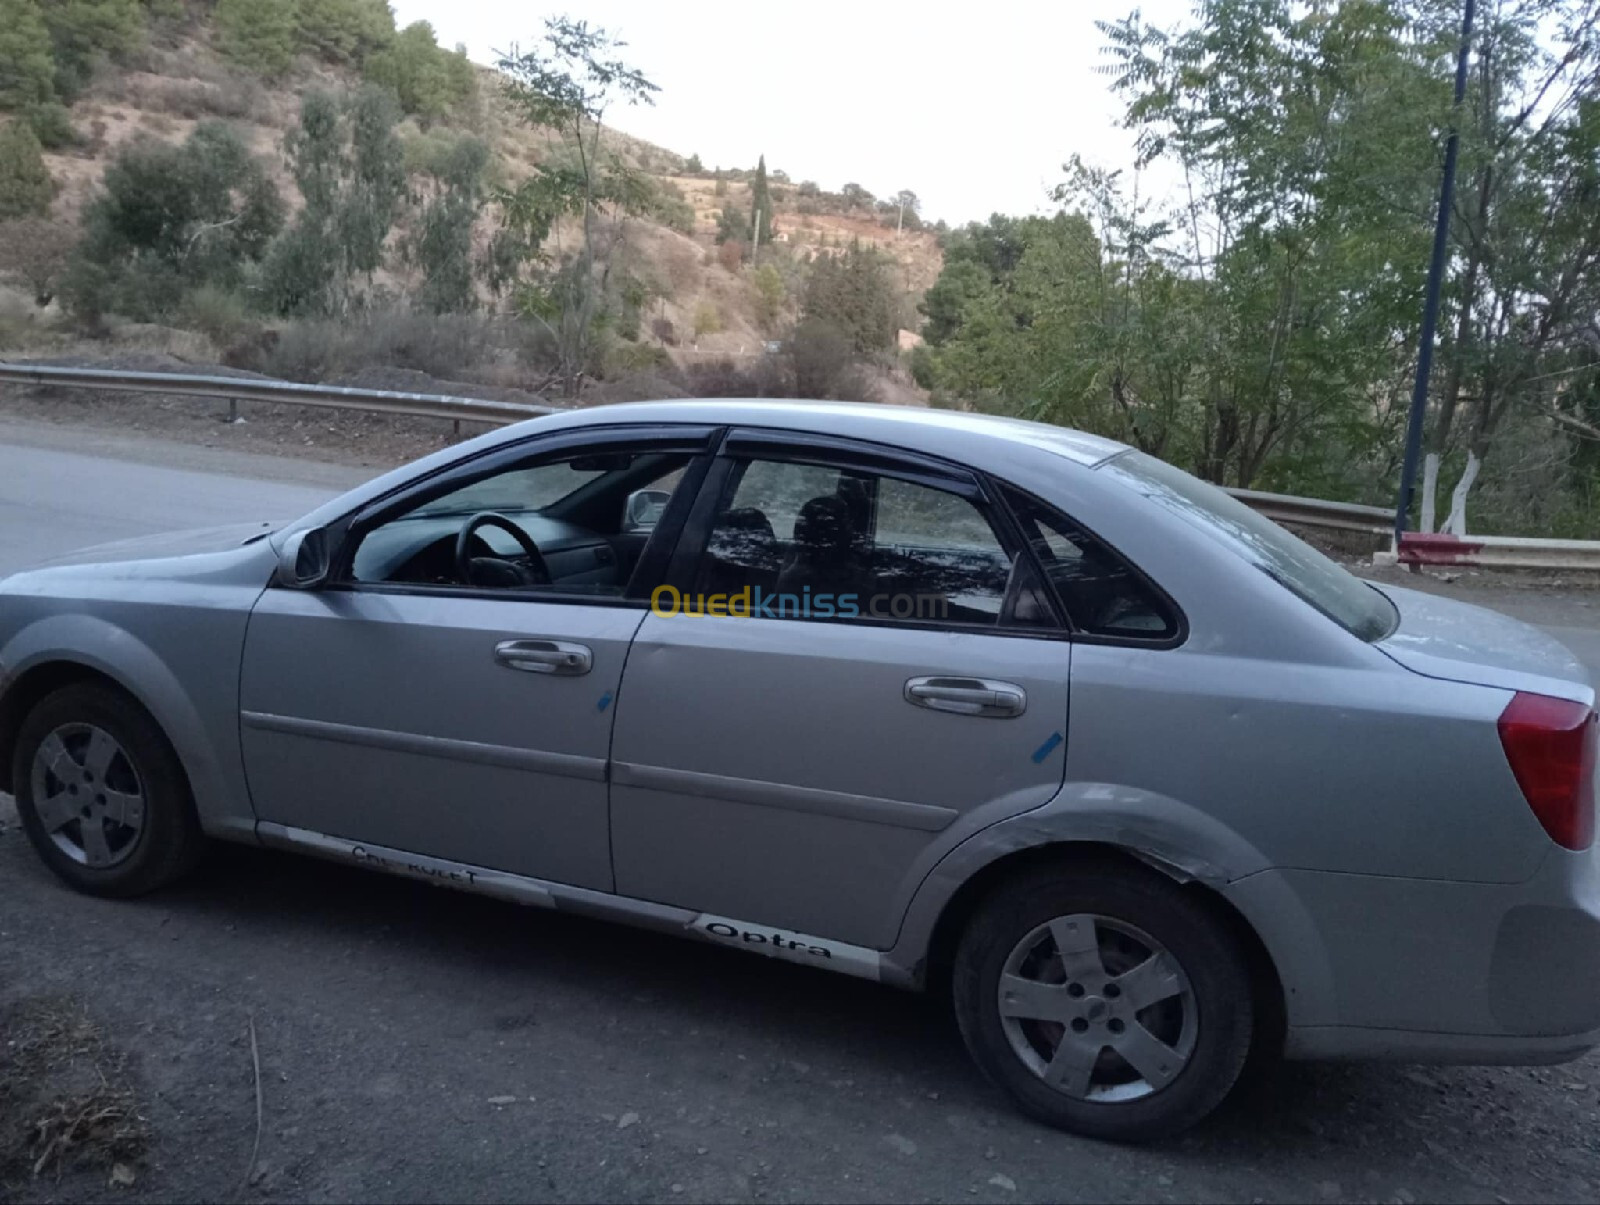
[
  {"left": 840, "top": 182, "right": 873, "bottom": 210},
  {"left": 409, "top": 134, "right": 489, "bottom": 313},
  {"left": 295, "top": 0, "right": 395, "bottom": 65},
  {"left": 215, "top": 0, "right": 298, "bottom": 78},
  {"left": 0, "top": 215, "right": 73, "bottom": 304},
  {"left": 749, "top": 153, "right": 774, "bottom": 249},
  {"left": 684, "top": 152, "right": 703, "bottom": 174},
  {"left": 714, "top": 205, "right": 750, "bottom": 247},
  {"left": 802, "top": 240, "right": 899, "bottom": 356},
  {"left": 0, "top": 0, "right": 56, "bottom": 112},
  {"left": 893, "top": 189, "right": 919, "bottom": 234},
  {"left": 495, "top": 16, "right": 659, "bottom": 395},
  {"left": 752, "top": 261, "right": 784, "bottom": 331},
  {"left": 0, "top": 119, "right": 53, "bottom": 218},
  {"left": 65, "top": 122, "right": 282, "bottom": 319},
  {"left": 262, "top": 86, "right": 404, "bottom": 315},
  {"left": 365, "top": 21, "right": 475, "bottom": 119},
  {"left": 39, "top": 0, "right": 143, "bottom": 100}
]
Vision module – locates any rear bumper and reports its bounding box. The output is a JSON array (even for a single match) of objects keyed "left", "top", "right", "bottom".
[{"left": 1227, "top": 847, "right": 1600, "bottom": 1063}]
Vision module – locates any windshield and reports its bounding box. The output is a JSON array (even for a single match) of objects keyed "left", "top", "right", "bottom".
[{"left": 1101, "top": 451, "right": 1398, "bottom": 642}]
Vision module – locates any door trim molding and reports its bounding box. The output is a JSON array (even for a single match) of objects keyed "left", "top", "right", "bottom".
[
  {"left": 611, "top": 761, "right": 958, "bottom": 832},
  {"left": 241, "top": 711, "right": 607, "bottom": 782},
  {"left": 255, "top": 822, "right": 885, "bottom": 982}
]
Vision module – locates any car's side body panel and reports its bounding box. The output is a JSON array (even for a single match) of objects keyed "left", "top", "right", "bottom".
[
  {"left": 0, "top": 536, "right": 277, "bottom": 838},
  {"left": 608, "top": 612, "right": 1072, "bottom": 949},
  {"left": 239, "top": 588, "right": 647, "bottom": 889}
]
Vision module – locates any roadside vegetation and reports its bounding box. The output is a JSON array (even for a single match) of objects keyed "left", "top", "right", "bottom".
[
  {"left": 914, "top": 0, "right": 1600, "bottom": 538},
  {"left": 0, "top": 0, "right": 1596, "bottom": 535}
]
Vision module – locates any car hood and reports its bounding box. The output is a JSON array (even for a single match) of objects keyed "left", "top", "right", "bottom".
[
  {"left": 23, "top": 521, "right": 283, "bottom": 570},
  {"left": 1371, "top": 582, "right": 1594, "bottom": 705}
]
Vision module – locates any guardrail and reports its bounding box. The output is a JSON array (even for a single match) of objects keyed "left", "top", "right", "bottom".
[
  {"left": 0, "top": 362, "right": 554, "bottom": 426},
  {"left": 0, "top": 360, "right": 1410, "bottom": 537},
  {"left": 1396, "top": 531, "right": 1600, "bottom": 570},
  {"left": 1227, "top": 487, "right": 1395, "bottom": 536}
]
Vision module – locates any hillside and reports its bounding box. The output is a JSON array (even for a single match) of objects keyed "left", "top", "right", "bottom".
[{"left": 0, "top": 2, "right": 940, "bottom": 407}]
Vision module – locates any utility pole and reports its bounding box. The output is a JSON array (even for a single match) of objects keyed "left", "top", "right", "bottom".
[{"left": 1394, "top": 0, "right": 1476, "bottom": 547}]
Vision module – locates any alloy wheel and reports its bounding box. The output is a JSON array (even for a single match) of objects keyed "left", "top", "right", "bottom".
[
  {"left": 29, "top": 722, "right": 147, "bottom": 869},
  {"left": 997, "top": 912, "right": 1198, "bottom": 1103}
]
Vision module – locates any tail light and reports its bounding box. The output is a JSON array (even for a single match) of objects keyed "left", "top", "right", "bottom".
[{"left": 1497, "top": 691, "right": 1599, "bottom": 851}]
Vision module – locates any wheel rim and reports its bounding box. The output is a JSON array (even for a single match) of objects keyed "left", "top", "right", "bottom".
[
  {"left": 29, "top": 723, "right": 147, "bottom": 869},
  {"left": 997, "top": 912, "right": 1198, "bottom": 1103}
]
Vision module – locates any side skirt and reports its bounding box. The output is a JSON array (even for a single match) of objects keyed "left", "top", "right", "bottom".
[{"left": 256, "top": 822, "right": 885, "bottom": 983}]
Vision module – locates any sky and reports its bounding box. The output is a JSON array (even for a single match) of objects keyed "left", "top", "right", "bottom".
[{"left": 390, "top": 0, "right": 1195, "bottom": 226}]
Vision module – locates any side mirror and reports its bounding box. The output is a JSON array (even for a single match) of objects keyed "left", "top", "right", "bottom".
[
  {"left": 275, "top": 528, "right": 331, "bottom": 589},
  {"left": 623, "top": 489, "right": 671, "bottom": 533}
]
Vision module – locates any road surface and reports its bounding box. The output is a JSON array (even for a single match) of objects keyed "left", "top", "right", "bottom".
[{"left": 2, "top": 419, "right": 1600, "bottom": 1204}]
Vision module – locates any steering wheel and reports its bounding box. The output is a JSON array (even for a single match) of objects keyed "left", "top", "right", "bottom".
[{"left": 454, "top": 512, "right": 551, "bottom": 588}]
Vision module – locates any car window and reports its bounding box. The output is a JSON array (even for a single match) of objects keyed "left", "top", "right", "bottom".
[
  {"left": 1002, "top": 486, "right": 1178, "bottom": 640},
  {"left": 348, "top": 449, "right": 694, "bottom": 596},
  {"left": 410, "top": 461, "right": 608, "bottom": 517},
  {"left": 1101, "top": 451, "right": 1397, "bottom": 641},
  {"left": 685, "top": 456, "right": 1026, "bottom": 627}
]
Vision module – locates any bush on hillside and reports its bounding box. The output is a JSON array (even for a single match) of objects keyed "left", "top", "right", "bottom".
[
  {"left": 0, "top": 0, "right": 56, "bottom": 111},
  {"left": 64, "top": 122, "right": 283, "bottom": 321},
  {"left": 0, "top": 120, "right": 54, "bottom": 219},
  {"left": 215, "top": 0, "right": 298, "bottom": 78},
  {"left": 364, "top": 21, "right": 474, "bottom": 120},
  {"left": 0, "top": 215, "right": 74, "bottom": 304}
]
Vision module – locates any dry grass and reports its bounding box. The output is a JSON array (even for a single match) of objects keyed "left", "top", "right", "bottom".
[{"left": 0, "top": 996, "right": 149, "bottom": 1188}]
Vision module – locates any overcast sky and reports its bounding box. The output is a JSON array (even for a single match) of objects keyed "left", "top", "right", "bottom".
[{"left": 390, "top": 0, "right": 1195, "bottom": 225}]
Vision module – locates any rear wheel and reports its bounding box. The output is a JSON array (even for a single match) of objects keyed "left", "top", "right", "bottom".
[
  {"left": 952, "top": 862, "right": 1254, "bottom": 1142},
  {"left": 12, "top": 683, "right": 205, "bottom": 896}
]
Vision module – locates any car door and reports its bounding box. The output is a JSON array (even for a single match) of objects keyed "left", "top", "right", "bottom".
[
  {"left": 607, "top": 430, "right": 1074, "bottom": 950},
  {"left": 239, "top": 425, "right": 715, "bottom": 890}
]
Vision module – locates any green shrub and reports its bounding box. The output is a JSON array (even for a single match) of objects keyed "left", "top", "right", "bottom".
[
  {"left": 41, "top": 0, "right": 145, "bottom": 101},
  {"left": 215, "top": 0, "right": 297, "bottom": 78},
  {"left": 26, "top": 102, "right": 78, "bottom": 148},
  {"left": 295, "top": 0, "right": 394, "bottom": 65},
  {"left": 179, "top": 284, "right": 252, "bottom": 345},
  {"left": 67, "top": 122, "right": 283, "bottom": 321},
  {"left": 363, "top": 21, "right": 473, "bottom": 119},
  {"left": 0, "top": 120, "right": 54, "bottom": 218},
  {"left": 692, "top": 300, "right": 722, "bottom": 337},
  {"left": 0, "top": 0, "right": 57, "bottom": 111}
]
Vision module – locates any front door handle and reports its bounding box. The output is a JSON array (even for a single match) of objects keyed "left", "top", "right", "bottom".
[
  {"left": 904, "top": 676, "right": 1026, "bottom": 718},
  {"left": 494, "top": 639, "right": 592, "bottom": 676}
]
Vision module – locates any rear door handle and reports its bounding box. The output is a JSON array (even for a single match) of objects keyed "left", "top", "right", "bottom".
[
  {"left": 494, "top": 639, "right": 592, "bottom": 676},
  {"left": 904, "top": 676, "right": 1026, "bottom": 718}
]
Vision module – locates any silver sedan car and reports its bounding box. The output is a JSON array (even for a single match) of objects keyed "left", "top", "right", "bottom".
[{"left": 2, "top": 401, "right": 1597, "bottom": 1141}]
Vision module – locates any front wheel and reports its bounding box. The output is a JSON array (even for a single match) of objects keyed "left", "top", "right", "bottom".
[
  {"left": 952, "top": 862, "right": 1254, "bottom": 1142},
  {"left": 12, "top": 683, "right": 206, "bottom": 897}
]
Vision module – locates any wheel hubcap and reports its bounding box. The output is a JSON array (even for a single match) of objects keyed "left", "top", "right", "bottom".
[
  {"left": 997, "top": 913, "right": 1197, "bottom": 1103},
  {"left": 29, "top": 723, "right": 145, "bottom": 869}
]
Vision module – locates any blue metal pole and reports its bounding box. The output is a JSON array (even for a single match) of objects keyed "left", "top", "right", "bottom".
[{"left": 1395, "top": 0, "right": 1477, "bottom": 546}]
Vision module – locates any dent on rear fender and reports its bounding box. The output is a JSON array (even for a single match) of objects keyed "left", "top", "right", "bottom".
[
  {"left": 0, "top": 611, "right": 255, "bottom": 836},
  {"left": 884, "top": 780, "right": 1276, "bottom": 977}
]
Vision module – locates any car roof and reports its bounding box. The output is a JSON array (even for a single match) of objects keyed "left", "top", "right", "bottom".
[{"left": 539, "top": 399, "right": 1130, "bottom": 469}]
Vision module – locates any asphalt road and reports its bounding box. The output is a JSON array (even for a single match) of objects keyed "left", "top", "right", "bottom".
[{"left": 3, "top": 420, "right": 1600, "bottom": 1204}]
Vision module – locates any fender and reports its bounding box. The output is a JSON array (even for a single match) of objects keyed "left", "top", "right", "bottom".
[
  {"left": 881, "top": 779, "right": 1341, "bottom": 1028},
  {"left": 0, "top": 612, "right": 258, "bottom": 841}
]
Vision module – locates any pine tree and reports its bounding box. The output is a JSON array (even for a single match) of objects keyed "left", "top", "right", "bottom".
[
  {"left": 0, "top": 0, "right": 57, "bottom": 112},
  {"left": 749, "top": 153, "right": 774, "bottom": 249},
  {"left": 0, "top": 119, "right": 53, "bottom": 219}
]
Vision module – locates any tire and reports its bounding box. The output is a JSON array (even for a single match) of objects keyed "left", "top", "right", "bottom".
[
  {"left": 11, "top": 683, "right": 205, "bottom": 897},
  {"left": 952, "top": 861, "right": 1254, "bottom": 1142}
]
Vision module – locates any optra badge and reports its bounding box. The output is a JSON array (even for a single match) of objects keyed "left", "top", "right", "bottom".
[{"left": 689, "top": 913, "right": 881, "bottom": 980}]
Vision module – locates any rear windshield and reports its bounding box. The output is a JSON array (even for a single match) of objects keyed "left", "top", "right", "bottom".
[{"left": 1100, "top": 451, "right": 1398, "bottom": 642}]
